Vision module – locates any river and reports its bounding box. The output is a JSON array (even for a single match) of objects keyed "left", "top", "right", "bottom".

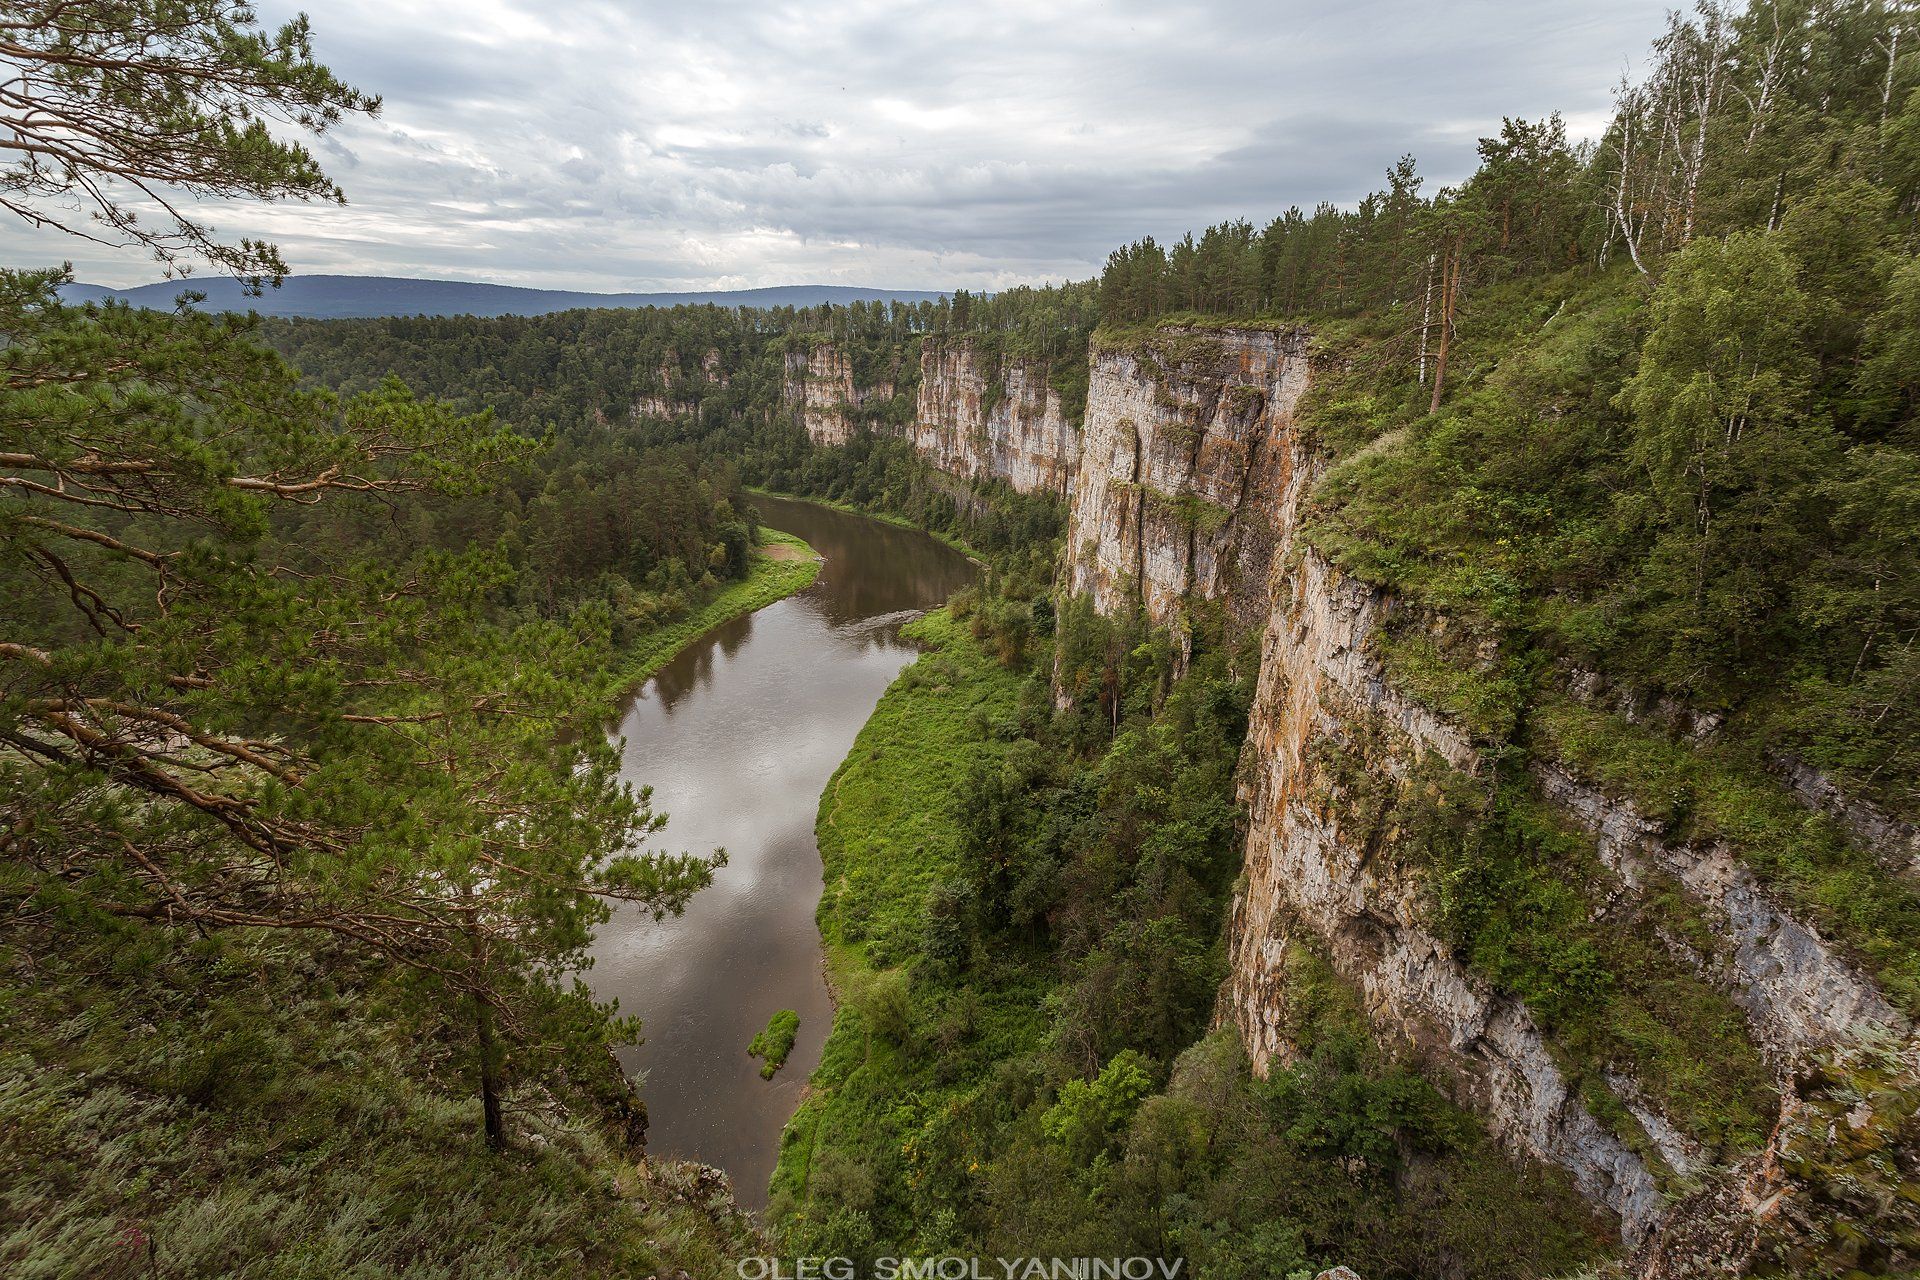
[{"left": 585, "top": 494, "right": 978, "bottom": 1209}]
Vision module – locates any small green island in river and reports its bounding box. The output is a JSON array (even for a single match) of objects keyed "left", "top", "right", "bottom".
[{"left": 750, "top": 1010, "right": 802, "bottom": 1079}]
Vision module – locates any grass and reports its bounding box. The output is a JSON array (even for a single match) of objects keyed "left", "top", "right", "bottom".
[
  {"left": 1317, "top": 707, "right": 1777, "bottom": 1165},
  {"left": 1374, "top": 625, "right": 1527, "bottom": 743},
  {"left": 1537, "top": 695, "right": 1920, "bottom": 1016},
  {"left": 591, "top": 528, "right": 820, "bottom": 712},
  {"left": 811, "top": 610, "right": 1025, "bottom": 964},
  {"left": 770, "top": 608, "right": 1041, "bottom": 1236},
  {"left": 0, "top": 542, "right": 823, "bottom": 1279},
  {"left": 748, "top": 1010, "right": 800, "bottom": 1080},
  {"left": 0, "top": 932, "right": 764, "bottom": 1279}
]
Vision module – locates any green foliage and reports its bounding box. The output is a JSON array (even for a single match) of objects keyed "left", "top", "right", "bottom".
[
  {"left": 1538, "top": 697, "right": 1920, "bottom": 1014},
  {"left": 1040, "top": 1050, "right": 1154, "bottom": 1163},
  {"left": 1612, "top": 232, "right": 1837, "bottom": 698},
  {"left": 1, "top": 1, "right": 380, "bottom": 281},
  {"left": 776, "top": 608, "right": 1606, "bottom": 1277},
  {"left": 591, "top": 529, "right": 819, "bottom": 710},
  {"left": 0, "top": 928, "right": 763, "bottom": 1278},
  {"left": 1759, "top": 1034, "right": 1920, "bottom": 1277},
  {"left": 749, "top": 1010, "right": 802, "bottom": 1080},
  {"left": 1096, "top": 0, "right": 1920, "bottom": 833},
  {"left": 1394, "top": 757, "right": 1776, "bottom": 1157}
]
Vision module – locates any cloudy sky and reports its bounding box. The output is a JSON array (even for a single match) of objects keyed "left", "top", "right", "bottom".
[{"left": 8, "top": 0, "right": 1675, "bottom": 292}]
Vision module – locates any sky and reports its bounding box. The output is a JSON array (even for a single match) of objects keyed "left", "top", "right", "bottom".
[{"left": 6, "top": 0, "right": 1677, "bottom": 292}]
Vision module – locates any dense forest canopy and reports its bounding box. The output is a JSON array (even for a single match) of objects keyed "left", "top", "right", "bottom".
[{"left": 263, "top": 0, "right": 1920, "bottom": 820}]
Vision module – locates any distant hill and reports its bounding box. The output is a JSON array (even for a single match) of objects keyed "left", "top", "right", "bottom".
[{"left": 55, "top": 276, "right": 952, "bottom": 319}]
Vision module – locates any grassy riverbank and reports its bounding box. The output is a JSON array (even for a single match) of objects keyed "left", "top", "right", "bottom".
[
  {"left": 768, "top": 604, "right": 1607, "bottom": 1276},
  {"left": 747, "top": 486, "right": 989, "bottom": 565},
  {"left": 593, "top": 528, "right": 820, "bottom": 711},
  {"left": 770, "top": 608, "right": 1039, "bottom": 1242}
]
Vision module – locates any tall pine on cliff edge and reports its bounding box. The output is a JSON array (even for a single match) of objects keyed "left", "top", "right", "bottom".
[{"left": 0, "top": 1, "right": 717, "bottom": 1153}]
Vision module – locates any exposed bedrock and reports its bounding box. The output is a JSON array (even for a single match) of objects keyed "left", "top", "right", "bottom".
[
  {"left": 783, "top": 344, "right": 891, "bottom": 447},
  {"left": 1064, "top": 327, "right": 1315, "bottom": 632},
  {"left": 911, "top": 339, "right": 1080, "bottom": 497},
  {"left": 1534, "top": 764, "right": 1907, "bottom": 1063},
  {"left": 1224, "top": 549, "right": 1666, "bottom": 1242}
]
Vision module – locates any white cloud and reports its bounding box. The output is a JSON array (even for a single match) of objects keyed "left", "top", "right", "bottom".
[{"left": 0, "top": 0, "right": 1673, "bottom": 290}]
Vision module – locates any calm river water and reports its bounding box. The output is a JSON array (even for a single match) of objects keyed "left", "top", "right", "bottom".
[{"left": 585, "top": 495, "right": 977, "bottom": 1209}]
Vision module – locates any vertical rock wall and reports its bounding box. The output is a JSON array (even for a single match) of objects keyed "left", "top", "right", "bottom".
[
  {"left": 1531, "top": 764, "right": 1907, "bottom": 1063},
  {"left": 911, "top": 340, "right": 1081, "bottom": 496},
  {"left": 691, "top": 318, "right": 1914, "bottom": 1260},
  {"left": 1225, "top": 550, "right": 1666, "bottom": 1242},
  {"left": 634, "top": 348, "right": 729, "bottom": 420},
  {"left": 1064, "top": 327, "right": 1314, "bottom": 631},
  {"left": 782, "top": 344, "right": 891, "bottom": 447}
]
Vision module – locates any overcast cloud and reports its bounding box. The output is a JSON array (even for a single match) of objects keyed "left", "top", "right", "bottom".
[{"left": 5, "top": 0, "right": 1674, "bottom": 291}]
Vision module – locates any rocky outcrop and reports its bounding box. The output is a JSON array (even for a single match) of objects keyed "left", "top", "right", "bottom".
[
  {"left": 1225, "top": 548, "right": 1665, "bottom": 1242},
  {"left": 782, "top": 344, "right": 891, "bottom": 447},
  {"left": 634, "top": 349, "right": 729, "bottom": 421},
  {"left": 1536, "top": 764, "right": 1908, "bottom": 1061},
  {"left": 1065, "top": 327, "right": 1314, "bottom": 631},
  {"left": 1609, "top": 1034, "right": 1919, "bottom": 1280},
  {"left": 634, "top": 354, "right": 690, "bottom": 420},
  {"left": 1776, "top": 755, "right": 1920, "bottom": 880},
  {"left": 910, "top": 340, "right": 1080, "bottom": 496}
]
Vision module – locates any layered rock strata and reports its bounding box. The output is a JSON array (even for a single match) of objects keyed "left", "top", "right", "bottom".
[
  {"left": 782, "top": 344, "right": 891, "bottom": 447},
  {"left": 1064, "top": 327, "right": 1314, "bottom": 631},
  {"left": 911, "top": 340, "right": 1080, "bottom": 496},
  {"left": 1224, "top": 550, "right": 1666, "bottom": 1241}
]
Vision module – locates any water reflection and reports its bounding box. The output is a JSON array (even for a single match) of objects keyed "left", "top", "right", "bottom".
[{"left": 584, "top": 495, "right": 977, "bottom": 1210}]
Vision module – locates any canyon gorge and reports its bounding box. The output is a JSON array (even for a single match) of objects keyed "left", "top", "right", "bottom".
[{"left": 641, "top": 322, "right": 1919, "bottom": 1262}]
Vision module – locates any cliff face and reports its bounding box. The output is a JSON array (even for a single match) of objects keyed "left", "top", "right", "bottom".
[
  {"left": 1029, "top": 322, "right": 1913, "bottom": 1252},
  {"left": 771, "top": 320, "right": 1913, "bottom": 1255},
  {"left": 634, "top": 349, "right": 728, "bottom": 420},
  {"left": 1533, "top": 763, "right": 1907, "bottom": 1062},
  {"left": 1225, "top": 550, "right": 1668, "bottom": 1241},
  {"left": 1065, "top": 328, "right": 1313, "bottom": 631},
  {"left": 1611, "top": 1035, "right": 1919, "bottom": 1280},
  {"left": 911, "top": 340, "right": 1080, "bottom": 497},
  {"left": 782, "top": 344, "right": 891, "bottom": 447},
  {"left": 1220, "top": 551, "right": 1909, "bottom": 1246}
]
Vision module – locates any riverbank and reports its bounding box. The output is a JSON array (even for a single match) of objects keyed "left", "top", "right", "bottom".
[
  {"left": 768, "top": 608, "right": 1041, "bottom": 1238},
  {"left": 592, "top": 528, "right": 821, "bottom": 714},
  {"left": 746, "top": 487, "right": 989, "bottom": 567},
  {"left": 587, "top": 496, "right": 980, "bottom": 1208}
]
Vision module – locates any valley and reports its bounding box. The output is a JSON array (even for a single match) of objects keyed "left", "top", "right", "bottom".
[{"left": 5, "top": 2, "right": 1920, "bottom": 1277}]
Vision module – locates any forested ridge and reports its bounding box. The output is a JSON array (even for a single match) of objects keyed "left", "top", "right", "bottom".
[
  {"left": 6, "top": 0, "right": 1920, "bottom": 1278},
  {"left": 754, "top": 1, "right": 1920, "bottom": 1273}
]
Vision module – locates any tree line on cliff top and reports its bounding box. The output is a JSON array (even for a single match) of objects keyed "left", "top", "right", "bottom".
[{"left": 1102, "top": 0, "right": 1920, "bottom": 823}]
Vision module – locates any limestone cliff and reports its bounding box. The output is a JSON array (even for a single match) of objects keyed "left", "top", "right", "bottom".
[
  {"left": 634, "top": 349, "right": 728, "bottom": 420},
  {"left": 1034, "top": 322, "right": 1913, "bottom": 1251},
  {"left": 1534, "top": 763, "right": 1907, "bottom": 1062},
  {"left": 1064, "top": 327, "right": 1314, "bottom": 632},
  {"left": 1225, "top": 549, "right": 1668, "bottom": 1241},
  {"left": 769, "top": 316, "right": 1915, "bottom": 1257},
  {"left": 782, "top": 344, "right": 892, "bottom": 447},
  {"left": 1609, "top": 1035, "right": 1919, "bottom": 1279},
  {"left": 1220, "top": 542, "right": 1911, "bottom": 1243},
  {"left": 911, "top": 340, "right": 1080, "bottom": 496}
]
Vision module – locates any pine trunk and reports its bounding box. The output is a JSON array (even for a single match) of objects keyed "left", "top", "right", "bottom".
[{"left": 475, "top": 992, "right": 505, "bottom": 1151}]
